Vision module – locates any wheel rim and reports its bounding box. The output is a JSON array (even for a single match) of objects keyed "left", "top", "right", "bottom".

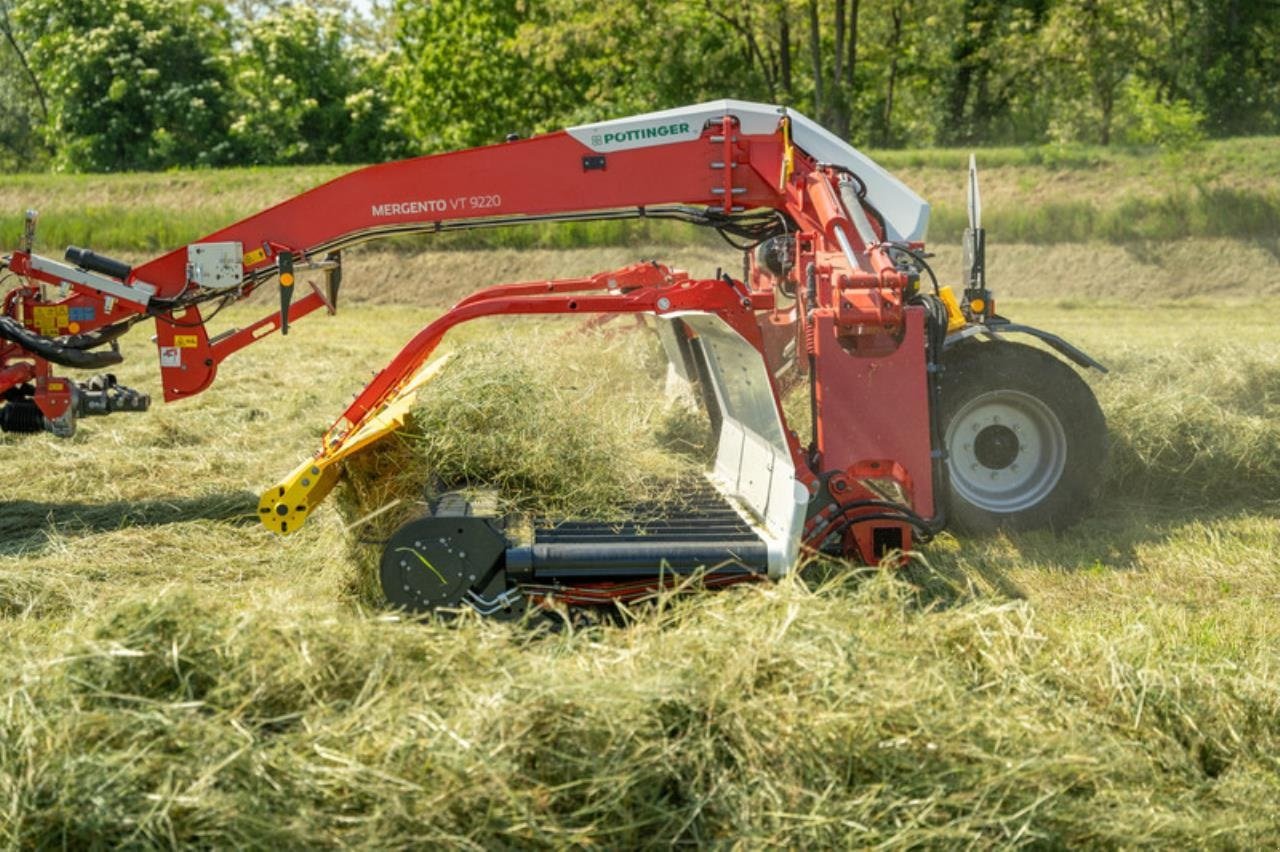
[{"left": 944, "top": 389, "right": 1067, "bottom": 514}]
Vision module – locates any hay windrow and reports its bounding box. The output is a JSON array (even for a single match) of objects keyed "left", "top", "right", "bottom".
[
  {"left": 5, "top": 567, "right": 1280, "bottom": 847},
  {"left": 1097, "top": 344, "right": 1280, "bottom": 503},
  {"left": 334, "top": 324, "right": 712, "bottom": 601},
  {"left": 2, "top": 291, "right": 1280, "bottom": 845}
]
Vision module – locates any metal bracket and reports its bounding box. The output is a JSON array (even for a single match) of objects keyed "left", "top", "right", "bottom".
[
  {"left": 944, "top": 319, "right": 1108, "bottom": 373},
  {"left": 26, "top": 254, "right": 156, "bottom": 308}
]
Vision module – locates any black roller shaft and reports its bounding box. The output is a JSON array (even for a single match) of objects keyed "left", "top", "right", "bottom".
[
  {"left": 507, "top": 540, "right": 768, "bottom": 580},
  {"left": 65, "top": 246, "right": 133, "bottom": 281}
]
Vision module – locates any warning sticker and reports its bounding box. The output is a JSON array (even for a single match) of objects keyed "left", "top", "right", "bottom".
[
  {"left": 243, "top": 247, "right": 267, "bottom": 266},
  {"left": 159, "top": 347, "right": 181, "bottom": 368},
  {"left": 32, "top": 305, "right": 69, "bottom": 335},
  {"left": 174, "top": 334, "right": 199, "bottom": 348}
]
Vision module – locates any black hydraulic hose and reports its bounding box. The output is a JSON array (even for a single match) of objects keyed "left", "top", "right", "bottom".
[
  {"left": 886, "top": 241, "right": 940, "bottom": 296},
  {"left": 916, "top": 293, "right": 952, "bottom": 535},
  {"left": 0, "top": 316, "right": 123, "bottom": 369},
  {"left": 53, "top": 316, "right": 140, "bottom": 351},
  {"left": 805, "top": 262, "right": 820, "bottom": 464},
  {"left": 824, "top": 498, "right": 933, "bottom": 530},
  {"left": 820, "top": 513, "right": 935, "bottom": 549}
]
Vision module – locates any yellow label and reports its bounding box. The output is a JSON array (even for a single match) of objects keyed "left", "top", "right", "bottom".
[
  {"left": 47, "top": 381, "right": 65, "bottom": 392},
  {"left": 31, "top": 305, "right": 71, "bottom": 335},
  {"left": 243, "top": 247, "right": 267, "bottom": 266},
  {"left": 174, "top": 334, "right": 199, "bottom": 349}
]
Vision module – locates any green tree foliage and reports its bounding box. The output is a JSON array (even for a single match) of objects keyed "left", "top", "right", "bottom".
[
  {"left": 387, "top": 0, "right": 766, "bottom": 152},
  {"left": 514, "top": 0, "right": 773, "bottom": 127},
  {"left": 0, "top": 0, "right": 1276, "bottom": 173},
  {"left": 18, "top": 0, "right": 236, "bottom": 171},
  {"left": 230, "top": 4, "right": 406, "bottom": 164},
  {"left": 0, "top": 1, "right": 49, "bottom": 169},
  {"left": 1038, "top": 0, "right": 1156, "bottom": 145},
  {"left": 388, "top": 0, "right": 545, "bottom": 151}
]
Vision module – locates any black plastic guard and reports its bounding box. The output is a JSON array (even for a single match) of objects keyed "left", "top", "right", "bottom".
[{"left": 946, "top": 317, "right": 1108, "bottom": 374}]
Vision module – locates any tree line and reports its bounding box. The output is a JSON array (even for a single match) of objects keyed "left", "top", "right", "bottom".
[{"left": 0, "top": 0, "right": 1276, "bottom": 173}]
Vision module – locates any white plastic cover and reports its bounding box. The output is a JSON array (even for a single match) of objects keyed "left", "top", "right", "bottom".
[
  {"left": 567, "top": 98, "right": 930, "bottom": 241},
  {"left": 663, "top": 314, "right": 807, "bottom": 578}
]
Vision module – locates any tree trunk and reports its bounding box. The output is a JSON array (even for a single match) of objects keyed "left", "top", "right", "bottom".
[
  {"left": 845, "top": 0, "right": 859, "bottom": 140},
  {"left": 705, "top": 3, "right": 778, "bottom": 101},
  {"left": 807, "top": 0, "right": 823, "bottom": 119},
  {"left": 0, "top": 1, "right": 49, "bottom": 123},
  {"left": 779, "top": 5, "right": 792, "bottom": 99},
  {"left": 945, "top": 0, "right": 981, "bottom": 143},
  {"left": 1099, "top": 85, "right": 1113, "bottom": 145},
  {"left": 832, "top": 0, "right": 845, "bottom": 132},
  {"left": 882, "top": 4, "right": 904, "bottom": 144},
  {"left": 847, "top": 0, "right": 860, "bottom": 83}
]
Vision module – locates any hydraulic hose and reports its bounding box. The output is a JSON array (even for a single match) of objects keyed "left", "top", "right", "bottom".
[{"left": 0, "top": 316, "right": 124, "bottom": 369}]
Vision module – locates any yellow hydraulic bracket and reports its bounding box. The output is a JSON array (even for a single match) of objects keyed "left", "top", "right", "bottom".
[
  {"left": 779, "top": 116, "right": 795, "bottom": 191},
  {"left": 937, "top": 285, "right": 968, "bottom": 333},
  {"left": 258, "top": 354, "right": 454, "bottom": 535}
]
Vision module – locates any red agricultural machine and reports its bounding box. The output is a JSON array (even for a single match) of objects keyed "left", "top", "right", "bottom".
[{"left": 1, "top": 100, "right": 1107, "bottom": 615}]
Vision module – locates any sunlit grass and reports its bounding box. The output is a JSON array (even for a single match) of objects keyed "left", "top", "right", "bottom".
[{"left": 1, "top": 273, "right": 1278, "bottom": 843}]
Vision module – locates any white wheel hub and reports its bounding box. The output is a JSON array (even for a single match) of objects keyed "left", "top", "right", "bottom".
[{"left": 944, "top": 389, "right": 1067, "bottom": 514}]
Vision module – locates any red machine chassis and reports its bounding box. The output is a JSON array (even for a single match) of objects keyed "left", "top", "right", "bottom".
[{"left": 2, "top": 104, "right": 951, "bottom": 580}]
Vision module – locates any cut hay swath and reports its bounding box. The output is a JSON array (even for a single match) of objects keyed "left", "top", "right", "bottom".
[
  {"left": 3, "top": 299, "right": 1280, "bottom": 847},
  {"left": 334, "top": 320, "right": 712, "bottom": 604}
]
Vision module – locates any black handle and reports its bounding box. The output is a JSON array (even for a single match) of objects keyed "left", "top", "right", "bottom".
[
  {"left": 65, "top": 246, "right": 133, "bottom": 281},
  {"left": 278, "top": 251, "right": 295, "bottom": 335}
]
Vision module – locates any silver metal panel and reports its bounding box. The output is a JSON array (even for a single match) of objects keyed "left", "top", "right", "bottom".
[
  {"left": 738, "top": 429, "right": 774, "bottom": 516},
  {"left": 188, "top": 242, "right": 244, "bottom": 291},
  {"left": 673, "top": 312, "right": 806, "bottom": 577},
  {"left": 714, "top": 418, "right": 746, "bottom": 491},
  {"left": 28, "top": 255, "right": 155, "bottom": 307}
]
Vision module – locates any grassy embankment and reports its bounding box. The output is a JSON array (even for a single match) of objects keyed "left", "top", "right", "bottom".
[
  {"left": 4, "top": 136, "right": 1277, "bottom": 305},
  {"left": 1, "top": 143, "right": 1279, "bottom": 845},
  {"left": 2, "top": 136, "right": 1278, "bottom": 250}
]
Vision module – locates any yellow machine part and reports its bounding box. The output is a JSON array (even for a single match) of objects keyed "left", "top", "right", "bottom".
[
  {"left": 937, "top": 285, "right": 968, "bottom": 333},
  {"left": 258, "top": 354, "right": 453, "bottom": 535}
]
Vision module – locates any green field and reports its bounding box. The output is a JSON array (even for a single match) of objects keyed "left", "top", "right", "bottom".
[
  {"left": 3, "top": 136, "right": 1279, "bottom": 252},
  {"left": 3, "top": 149, "right": 1280, "bottom": 844}
]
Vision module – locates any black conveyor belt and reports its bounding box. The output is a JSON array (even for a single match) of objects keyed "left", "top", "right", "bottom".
[{"left": 507, "top": 478, "right": 768, "bottom": 579}]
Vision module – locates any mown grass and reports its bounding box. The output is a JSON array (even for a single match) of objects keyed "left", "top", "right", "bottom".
[
  {"left": 334, "top": 327, "right": 694, "bottom": 604},
  {"left": 1, "top": 288, "right": 1278, "bottom": 844},
  {"left": 3, "top": 136, "right": 1277, "bottom": 252}
]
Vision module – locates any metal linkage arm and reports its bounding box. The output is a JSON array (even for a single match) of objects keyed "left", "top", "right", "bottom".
[{"left": 259, "top": 264, "right": 770, "bottom": 535}]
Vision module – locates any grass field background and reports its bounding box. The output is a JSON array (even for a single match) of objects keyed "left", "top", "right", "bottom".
[
  {"left": 2, "top": 136, "right": 1278, "bottom": 251},
  {"left": 1, "top": 147, "right": 1279, "bottom": 844}
]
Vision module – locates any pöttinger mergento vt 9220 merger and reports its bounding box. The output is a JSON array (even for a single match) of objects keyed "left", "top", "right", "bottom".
[{"left": 0, "top": 100, "right": 1108, "bottom": 616}]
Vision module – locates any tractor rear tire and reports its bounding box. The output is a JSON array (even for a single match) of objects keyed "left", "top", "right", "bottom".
[{"left": 938, "top": 340, "right": 1107, "bottom": 533}]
